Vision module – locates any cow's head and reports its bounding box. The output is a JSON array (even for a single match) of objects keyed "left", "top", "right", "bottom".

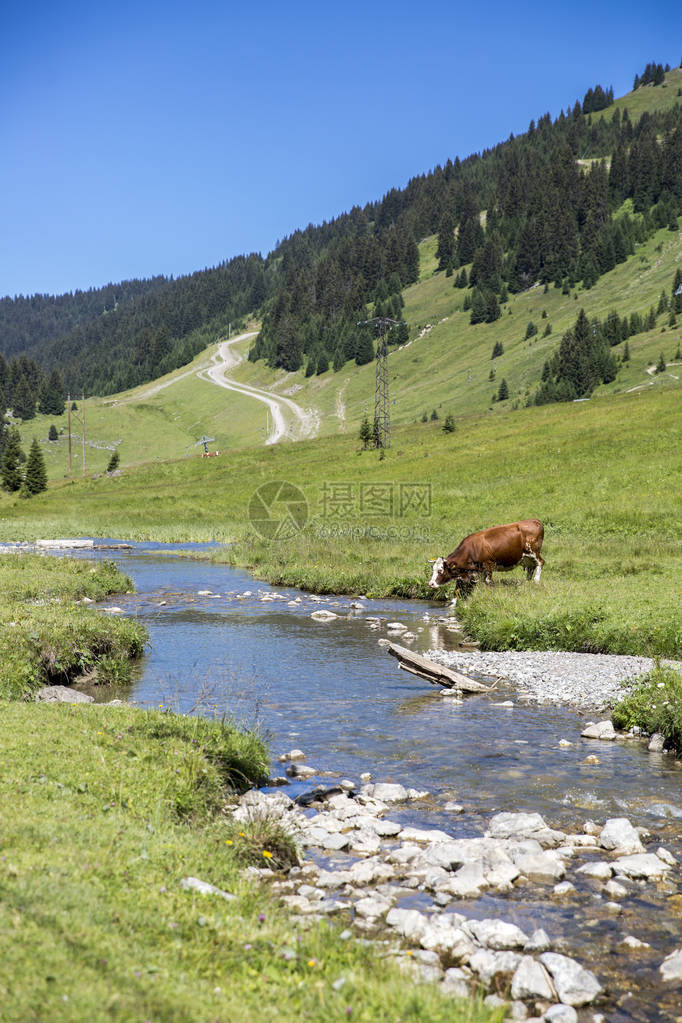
[
  {"left": 427, "top": 557, "right": 450, "bottom": 588},
  {"left": 428, "top": 557, "right": 477, "bottom": 592}
]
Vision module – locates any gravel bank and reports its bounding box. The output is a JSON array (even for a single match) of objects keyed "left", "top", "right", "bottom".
[{"left": 426, "top": 648, "right": 682, "bottom": 709}]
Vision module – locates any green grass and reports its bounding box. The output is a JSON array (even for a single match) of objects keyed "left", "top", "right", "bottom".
[
  {"left": 0, "top": 554, "right": 147, "bottom": 698},
  {"left": 0, "top": 701, "right": 498, "bottom": 1023},
  {"left": 3, "top": 382, "right": 681, "bottom": 657},
  {"left": 611, "top": 664, "right": 682, "bottom": 753}
]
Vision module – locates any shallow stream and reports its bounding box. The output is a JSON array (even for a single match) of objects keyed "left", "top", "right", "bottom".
[{"left": 59, "top": 541, "right": 682, "bottom": 1021}]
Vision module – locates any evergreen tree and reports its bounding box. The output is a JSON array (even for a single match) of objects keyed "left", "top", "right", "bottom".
[
  {"left": 442, "top": 414, "right": 456, "bottom": 433},
  {"left": 430, "top": 409, "right": 439, "bottom": 421},
  {"left": 0, "top": 428, "right": 24, "bottom": 491},
  {"left": 359, "top": 416, "right": 372, "bottom": 449},
  {"left": 436, "top": 210, "right": 456, "bottom": 270},
  {"left": 497, "top": 378, "right": 509, "bottom": 401},
  {"left": 525, "top": 321, "right": 538, "bottom": 339},
  {"left": 469, "top": 288, "right": 488, "bottom": 325},
  {"left": 355, "top": 329, "right": 375, "bottom": 366},
  {"left": 491, "top": 340, "right": 504, "bottom": 358},
  {"left": 48, "top": 424, "right": 58, "bottom": 441},
  {"left": 24, "top": 438, "right": 47, "bottom": 494},
  {"left": 622, "top": 341, "right": 630, "bottom": 362},
  {"left": 421, "top": 411, "right": 428, "bottom": 423},
  {"left": 656, "top": 352, "right": 667, "bottom": 373},
  {"left": 38, "top": 369, "right": 65, "bottom": 416},
  {"left": 316, "top": 350, "right": 329, "bottom": 374},
  {"left": 12, "top": 374, "right": 36, "bottom": 420},
  {"left": 106, "top": 450, "right": 120, "bottom": 473}
]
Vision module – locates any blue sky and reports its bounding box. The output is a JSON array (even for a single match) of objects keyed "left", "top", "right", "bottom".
[{"left": 1, "top": 0, "right": 680, "bottom": 298}]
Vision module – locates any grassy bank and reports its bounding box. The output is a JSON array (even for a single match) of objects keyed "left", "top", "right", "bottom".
[
  {"left": 0, "top": 554, "right": 146, "bottom": 698},
  {"left": 0, "top": 701, "right": 497, "bottom": 1023},
  {"left": 2, "top": 385, "right": 681, "bottom": 657}
]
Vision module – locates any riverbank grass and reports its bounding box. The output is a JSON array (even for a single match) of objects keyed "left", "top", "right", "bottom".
[
  {"left": 0, "top": 702, "right": 498, "bottom": 1023},
  {"left": 0, "top": 553, "right": 146, "bottom": 698},
  {"left": 611, "top": 664, "right": 682, "bottom": 754}
]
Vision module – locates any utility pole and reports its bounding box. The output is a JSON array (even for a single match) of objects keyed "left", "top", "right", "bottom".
[
  {"left": 81, "top": 395, "right": 86, "bottom": 477},
  {"left": 67, "top": 394, "right": 72, "bottom": 479},
  {"left": 358, "top": 316, "right": 402, "bottom": 449}
]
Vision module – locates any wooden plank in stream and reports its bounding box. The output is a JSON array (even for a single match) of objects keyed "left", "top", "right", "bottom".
[{"left": 387, "top": 643, "right": 491, "bottom": 693}]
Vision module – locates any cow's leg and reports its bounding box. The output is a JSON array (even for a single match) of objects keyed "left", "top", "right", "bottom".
[
  {"left": 482, "top": 562, "right": 495, "bottom": 585},
  {"left": 533, "top": 554, "right": 545, "bottom": 583}
]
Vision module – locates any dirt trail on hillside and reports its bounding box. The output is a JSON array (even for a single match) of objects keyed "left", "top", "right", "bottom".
[
  {"left": 111, "top": 332, "right": 319, "bottom": 444},
  {"left": 197, "top": 332, "right": 319, "bottom": 444}
]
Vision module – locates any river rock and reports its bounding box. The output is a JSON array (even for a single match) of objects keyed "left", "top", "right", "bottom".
[
  {"left": 34, "top": 686, "right": 94, "bottom": 704},
  {"left": 468, "top": 949, "right": 522, "bottom": 985},
  {"left": 539, "top": 953, "right": 602, "bottom": 1006},
  {"left": 514, "top": 851, "right": 566, "bottom": 883},
  {"left": 348, "top": 830, "right": 381, "bottom": 856},
  {"left": 581, "top": 720, "right": 616, "bottom": 740},
  {"left": 386, "top": 907, "right": 427, "bottom": 941},
  {"left": 180, "top": 876, "right": 236, "bottom": 901},
  {"left": 354, "top": 894, "right": 392, "bottom": 919},
  {"left": 467, "top": 919, "right": 529, "bottom": 950},
  {"left": 285, "top": 763, "right": 317, "bottom": 779},
  {"left": 348, "top": 857, "right": 394, "bottom": 886},
  {"left": 604, "top": 879, "right": 628, "bottom": 898},
  {"left": 659, "top": 948, "right": 682, "bottom": 982},
  {"left": 488, "top": 812, "right": 565, "bottom": 847},
  {"left": 543, "top": 1006, "right": 578, "bottom": 1023},
  {"left": 441, "top": 967, "right": 470, "bottom": 998},
  {"left": 310, "top": 610, "right": 338, "bottom": 621},
  {"left": 511, "top": 956, "right": 557, "bottom": 1001},
  {"left": 420, "top": 919, "right": 475, "bottom": 960},
  {"left": 656, "top": 846, "right": 676, "bottom": 866},
  {"left": 315, "top": 869, "right": 352, "bottom": 889},
  {"left": 648, "top": 732, "right": 665, "bottom": 752},
  {"left": 610, "top": 853, "right": 672, "bottom": 879},
  {"left": 446, "top": 862, "right": 488, "bottom": 898},
  {"left": 525, "top": 928, "right": 551, "bottom": 953},
  {"left": 552, "top": 881, "right": 576, "bottom": 896},
  {"left": 363, "top": 782, "right": 408, "bottom": 802},
  {"left": 599, "top": 818, "right": 644, "bottom": 855},
  {"left": 619, "top": 935, "right": 650, "bottom": 950},
  {"left": 576, "top": 861, "right": 613, "bottom": 881}
]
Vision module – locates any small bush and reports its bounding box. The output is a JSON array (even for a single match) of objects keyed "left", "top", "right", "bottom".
[
  {"left": 612, "top": 665, "right": 682, "bottom": 753},
  {"left": 442, "top": 414, "right": 456, "bottom": 433}
]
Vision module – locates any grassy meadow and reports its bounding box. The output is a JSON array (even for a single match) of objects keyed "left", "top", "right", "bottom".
[{"left": 4, "top": 382, "right": 681, "bottom": 657}]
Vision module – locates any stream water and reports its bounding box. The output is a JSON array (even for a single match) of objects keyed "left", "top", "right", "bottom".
[{"left": 58, "top": 541, "right": 682, "bottom": 1021}]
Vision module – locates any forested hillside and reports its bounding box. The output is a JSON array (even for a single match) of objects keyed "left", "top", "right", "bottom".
[{"left": 1, "top": 60, "right": 681, "bottom": 418}]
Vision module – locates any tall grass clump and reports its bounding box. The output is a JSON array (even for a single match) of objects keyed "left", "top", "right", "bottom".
[{"left": 611, "top": 665, "right": 682, "bottom": 753}]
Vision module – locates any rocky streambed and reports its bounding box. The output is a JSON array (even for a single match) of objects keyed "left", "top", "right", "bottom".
[{"left": 231, "top": 778, "right": 682, "bottom": 1023}]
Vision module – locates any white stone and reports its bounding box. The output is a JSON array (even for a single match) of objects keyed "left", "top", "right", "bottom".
[
  {"left": 619, "top": 935, "right": 650, "bottom": 950},
  {"left": 441, "top": 967, "right": 470, "bottom": 998},
  {"left": 467, "top": 919, "right": 529, "bottom": 950},
  {"left": 543, "top": 1006, "right": 578, "bottom": 1023},
  {"left": 363, "top": 782, "right": 408, "bottom": 802},
  {"left": 552, "top": 881, "right": 576, "bottom": 896},
  {"left": 400, "top": 826, "right": 453, "bottom": 843},
  {"left": 525, "top": 928, "right": 551, "bottom": 953},
  {"left": 604, "top": 879, "right": 628, "bottom": 899},
  {"left": 354, "top": 895, "right": 391, "bottom": 919},
  {"left": 648, "top": 732, "right": 665, "bottom": 752},
  {"left": 420, "top": 919, "right": 475, "bottom": 960},
  {"left": 468, "top": 950, "right": 522, "bottom": 984},
  {"left": 599, "top": 818, "right": 645, "bottom": 855},
  {"left": 322, "top": 833, "right": 350, "bottom": 852},
  {"left": 611, "top": 853, "right": 671, "bottom": 879},
  {"left": 310, "top": 610, "right": 338, "bottom": 621},
  {"left": 385, "top": 907, "right": 427, "bottom": 941},
  {"left": 514, "top": 851, "right": 566, "bottom": 883},
  {"left": 656, "top": 846, "right": 677, "bottom": 866},
  {"left": 180, "top": 876, "right": 236, "bottom": 901},
  {"left": 35, "top": 686, "right": 94, "bottom": 704},
  {"left": 349, "top": 858, "right": 394, "bottom": 886},
  {"left": 446, "top": 861, "right": 488, "bottom": 898},
  {"left": 540, "top": 953, "right": 602, "bottom": 1006},
  {"left": 659, "top": 948, "right": 682, "bottom": 982},
  {"left": 576, "top": 861, "right": 613, "bottom": 881},
  {"left": 581, "top": 720, "right": 616, "bottom": 740},
  {"left": 511, "top": 956, "right": 556, "bottom": 1001}
]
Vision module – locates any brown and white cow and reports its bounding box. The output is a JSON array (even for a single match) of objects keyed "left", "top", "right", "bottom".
[{"left": 428, "top": 519, "right": 545, "bottom": 600}]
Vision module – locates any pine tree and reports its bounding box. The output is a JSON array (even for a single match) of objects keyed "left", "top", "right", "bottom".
[
  {"left": 430, "top": 409, "right": 439, "bottom": 421},
  {"left": 491, "top": 341, "right": 504, "bottom": 359},
  {"left": 106, "top": 450, "right": 120, "bottom": 473},
  {"left": 442, "top": 414, "right": 456, "bottom": 433},
  {"left": 359, "top": 416, "right": 372, "bottom": 449},
  {"left": 0, "top": 428, "right": 25, "bottom": 491},
  {"left": 354, "top": 329, "right": 375, "bottom": 366},
  {"left": 48, "top": 424, "right": 58, "bottom": 441},
  {"left": 497, "top": 378, "right": 509, "bottom": 401},
  {"left": 316, "top": 350, "right": 329, "bottom": 374},
  {"left": 12, "top": 374, "right": 36, "bottom": 420},
  {"left": 656, "top": 352, "right": 667, "bottom": 373},
  {"left": 622, "top": 341, "right": 630, "bottom": 362},
  {"left": 24, "top": 438, "right": 47, "bottom": 494}
]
